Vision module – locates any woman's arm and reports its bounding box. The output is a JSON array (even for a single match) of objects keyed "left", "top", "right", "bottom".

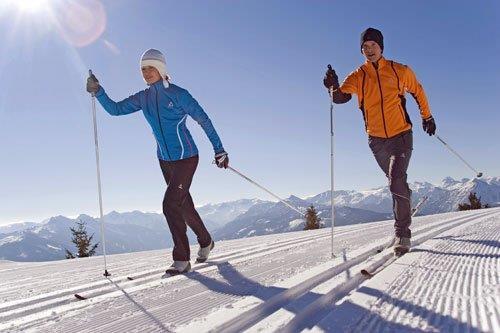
[{"left": 95, "top": 87, "right": 143, "bottom": 116}]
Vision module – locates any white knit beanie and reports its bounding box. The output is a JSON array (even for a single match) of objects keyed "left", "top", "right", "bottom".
[{"left": 140, "top": 49, "right": 170, "bottom": 86}]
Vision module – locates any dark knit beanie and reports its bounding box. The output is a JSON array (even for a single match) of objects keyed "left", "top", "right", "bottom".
[{"left": 360, "top": 28, "right": 384, "bottom": 53}]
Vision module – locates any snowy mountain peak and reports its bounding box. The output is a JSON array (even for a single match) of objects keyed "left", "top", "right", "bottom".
[
  {"left": 441, "top": 176, "right": 460, "bottom": 188},
  {"left": 76, "top": 214, "right": 96, "bottom": 223},
  {"left": 46, "top": 215, "right": 73, "bottom": 225},
  {"left": 286, "top": 195, "right": 309, "bottom": 206}
]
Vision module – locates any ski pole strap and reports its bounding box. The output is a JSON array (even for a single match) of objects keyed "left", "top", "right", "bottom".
[{"left": 215, "top": 152, "right": 227, "bottom": 165}]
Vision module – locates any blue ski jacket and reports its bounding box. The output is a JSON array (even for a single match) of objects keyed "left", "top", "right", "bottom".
[{"left": 95, "top": 80, "right": 225, "bottom": 161}]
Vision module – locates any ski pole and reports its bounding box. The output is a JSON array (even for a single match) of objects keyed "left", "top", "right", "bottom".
[
  {"left": 89, "top": 69, "right": 110, "bottom": 277},
  {"left": 435, "top": 135, "right": 483, "bottom": 178},
  {"left": 226, "top": 166, "right": 305, "bottom": 217},
  {"left": 411, "top": 195, "right": 428, "bottom": 217},
  {"left": 328, "top": 64, "right": 335, "bottom": 259}
]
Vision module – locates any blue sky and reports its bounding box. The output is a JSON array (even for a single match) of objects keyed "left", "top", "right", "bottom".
[{"left": 0, "top": 0, "right": 498, "bottom": 225}]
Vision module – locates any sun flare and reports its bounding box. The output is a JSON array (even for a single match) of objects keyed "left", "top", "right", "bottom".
[
  {"left": 6, "top": 0, "right": 51, "bottom": 14},
  {"left": 0, "top": 0, "right": 106, "bottom": 48}
]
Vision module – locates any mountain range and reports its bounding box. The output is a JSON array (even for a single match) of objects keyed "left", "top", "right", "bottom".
[{"left": 1, "top": 176, "right": 498, "bottom": 262}]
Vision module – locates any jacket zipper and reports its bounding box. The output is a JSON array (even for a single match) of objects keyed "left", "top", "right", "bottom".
[
  {"left": 154, "top": 85, "right": 172, "bottom": 160},
  {"left": 375, "top": 67, "right": 389, "bottom": 138}
]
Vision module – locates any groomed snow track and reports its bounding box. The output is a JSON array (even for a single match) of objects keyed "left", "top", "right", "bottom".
[{"left": 0, "top": 208, "right": 498, "bottom": 332}]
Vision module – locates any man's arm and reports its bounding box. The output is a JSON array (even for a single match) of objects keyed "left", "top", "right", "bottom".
[
  {"left": 323, "top": 66, "right": 356, "bottom": 104},
  {"left": 403, "top": 65, "right": 436, "bottom": 135},
  {"left": 331, "top": 89, "right": 352, "bottom": 104},
  {"left": 403, "top": 66, "right": 431, "bottom": 120}
]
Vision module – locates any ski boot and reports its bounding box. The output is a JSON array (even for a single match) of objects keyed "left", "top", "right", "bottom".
[
  {"left": 196, "top": 240, "right": 215, "bottom": 263},
  {"left": 165, "top": 261, "right": 191, "bottom": 275},
  {"left": 393, "top": 237, "right": 411, "bottom": 257}
]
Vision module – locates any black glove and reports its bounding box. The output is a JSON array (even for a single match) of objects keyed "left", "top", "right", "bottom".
[
  {"left": 215, "top": 151, "right": 229, "bottom": 169},
  {"left": 422, "top": 116, "right": 436, "bottom": 136},
  {"left": 323, "top": 64, "right": 339, "bottom": 91},
  {"left": 86, "top": 73, "right": 100, "bottom": 95}
]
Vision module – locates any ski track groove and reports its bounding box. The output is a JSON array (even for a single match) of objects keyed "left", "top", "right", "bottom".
[
  {"left": 0, "top": 212, "right": 462, "bottom": 303},
  {"left": 212, "top": 210, "right": 496, "bottom": 333},
  {"left": 382, "top": 222, "right": 479, "bottom": 332},
  {"left": 0, "top": 228, "right": 341, "bottom": 316},
  {"left": 41, "top": 242, "right": 329, "bottom": 333},
  {"left": 1, "top": 209, "right": 498, "bottom": 332},
  {"left": 19, "top": 210, "right": 496, "bottom": 330},
  {"left": 353, "top": 214, "right": 499, "bottom": 333},
  {"left": 1, "top": 221, "right": 383, "bottom": 309},
  {"left": 276, "top": 210, "right": 498, "bottom": 333},
  {"left": 3, "top": 217, "right": 408, "bottom": 332},
  {"left": 7, "top": 233, "right": 334, "bottom": 332}
]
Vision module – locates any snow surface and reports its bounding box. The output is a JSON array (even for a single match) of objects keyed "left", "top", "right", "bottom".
[{"left": 0, "top": 208, "right": 498, "bottom": 332}]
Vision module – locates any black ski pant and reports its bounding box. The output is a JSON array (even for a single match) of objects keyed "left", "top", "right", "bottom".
[
  {"left": 159, "top": 155, "right": 212, "bottom": 261},
  {"left": 368, "top": 130, "right": 413, "bottom": 238}
]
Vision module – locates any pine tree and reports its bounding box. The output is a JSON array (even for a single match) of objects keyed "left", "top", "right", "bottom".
[
  {"left": 304, "top": 205, "right": 321, "bottom": 230},
  {"left": 458, "top": 192, "right": 488, "bottom": 211},
  {"left": 65, "top": 220, "right": 99, "bottom": 259}
]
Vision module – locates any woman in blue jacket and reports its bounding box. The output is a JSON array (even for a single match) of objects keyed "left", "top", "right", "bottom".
[{"left": 87, "top": 49, "right": 228, "bottom": 275}]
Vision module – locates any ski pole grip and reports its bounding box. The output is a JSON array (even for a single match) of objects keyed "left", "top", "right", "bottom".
[
  {"left": 89, "top": 69, "right": 96, "bottom": 97},
  {"left": 327, "top": 64, "right": 334, "bottom": 97}
]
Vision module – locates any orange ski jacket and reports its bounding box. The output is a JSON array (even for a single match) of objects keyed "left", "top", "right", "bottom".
[{"left": 338, "top": 57, "right": 432, "bottom": 138}]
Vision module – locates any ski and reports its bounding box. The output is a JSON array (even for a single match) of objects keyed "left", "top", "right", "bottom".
[
  {"left": 74, "top": 294, "right": 87, "bottom": 300},
  {"left": 360, "top": 253, "right": 404, "bottom": 278}
]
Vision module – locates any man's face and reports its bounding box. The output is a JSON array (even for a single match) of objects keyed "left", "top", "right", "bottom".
[
  {"left": 141, "top": 66, "right": 162, "bottom": 85},
  {"left": 362, "top": 41, "right": 382, "bottom": 63}
]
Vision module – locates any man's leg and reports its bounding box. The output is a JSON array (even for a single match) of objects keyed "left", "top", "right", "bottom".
[
  {"left": 369, "top": 132, "right": 413, "bottom": 238},
  {"left": 388, "top": 132, "right": 413, "bottom": 238},
  {"left": 369, "top": 136, "right": 391, "bottom": 177}
]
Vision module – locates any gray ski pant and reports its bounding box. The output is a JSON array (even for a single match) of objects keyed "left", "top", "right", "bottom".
[{"left": 368, "top": 130, "right": 413, "bottom": 238}]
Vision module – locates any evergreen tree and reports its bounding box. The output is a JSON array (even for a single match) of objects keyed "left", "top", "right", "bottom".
[
  {"left": 304, "top": 205, "right": 321, "bottom": 230},
  {"left": 65, "top": 220, "right": 99, "bottom": 259},
  {"left": 458, "top": 192, "right": 488, "bottom": 211}
]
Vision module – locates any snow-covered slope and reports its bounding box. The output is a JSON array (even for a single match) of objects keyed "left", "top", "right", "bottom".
[
  {"left": 0, "top": 222, "right": 39, "bottom": 234},
  {"left": 313, "top": 213, "right": 499, "bottom": 332},
  {"left": 1, "top": 208, "right": 498, "bottom": 332}
]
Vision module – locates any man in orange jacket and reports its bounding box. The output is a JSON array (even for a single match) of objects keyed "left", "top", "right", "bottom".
[{"left": 323, "top": 27, "right": 436, "bottom": 256}]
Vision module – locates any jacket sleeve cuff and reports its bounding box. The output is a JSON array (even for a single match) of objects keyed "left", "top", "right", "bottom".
[
  {"left": 214, "top": 148, "right": 226, "bottom": 155},
  {"left": 95, "top": 86, "right": 105, "bottom": 98}
]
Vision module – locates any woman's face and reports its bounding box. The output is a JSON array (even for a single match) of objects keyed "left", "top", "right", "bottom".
[{"left": 141, "top": 66, "right": 162, "bottom": 85}]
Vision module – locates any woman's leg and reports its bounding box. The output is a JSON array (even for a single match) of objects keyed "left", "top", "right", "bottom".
[{"left": 160, "top": 156, "right": 211, "bottom": 261}]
